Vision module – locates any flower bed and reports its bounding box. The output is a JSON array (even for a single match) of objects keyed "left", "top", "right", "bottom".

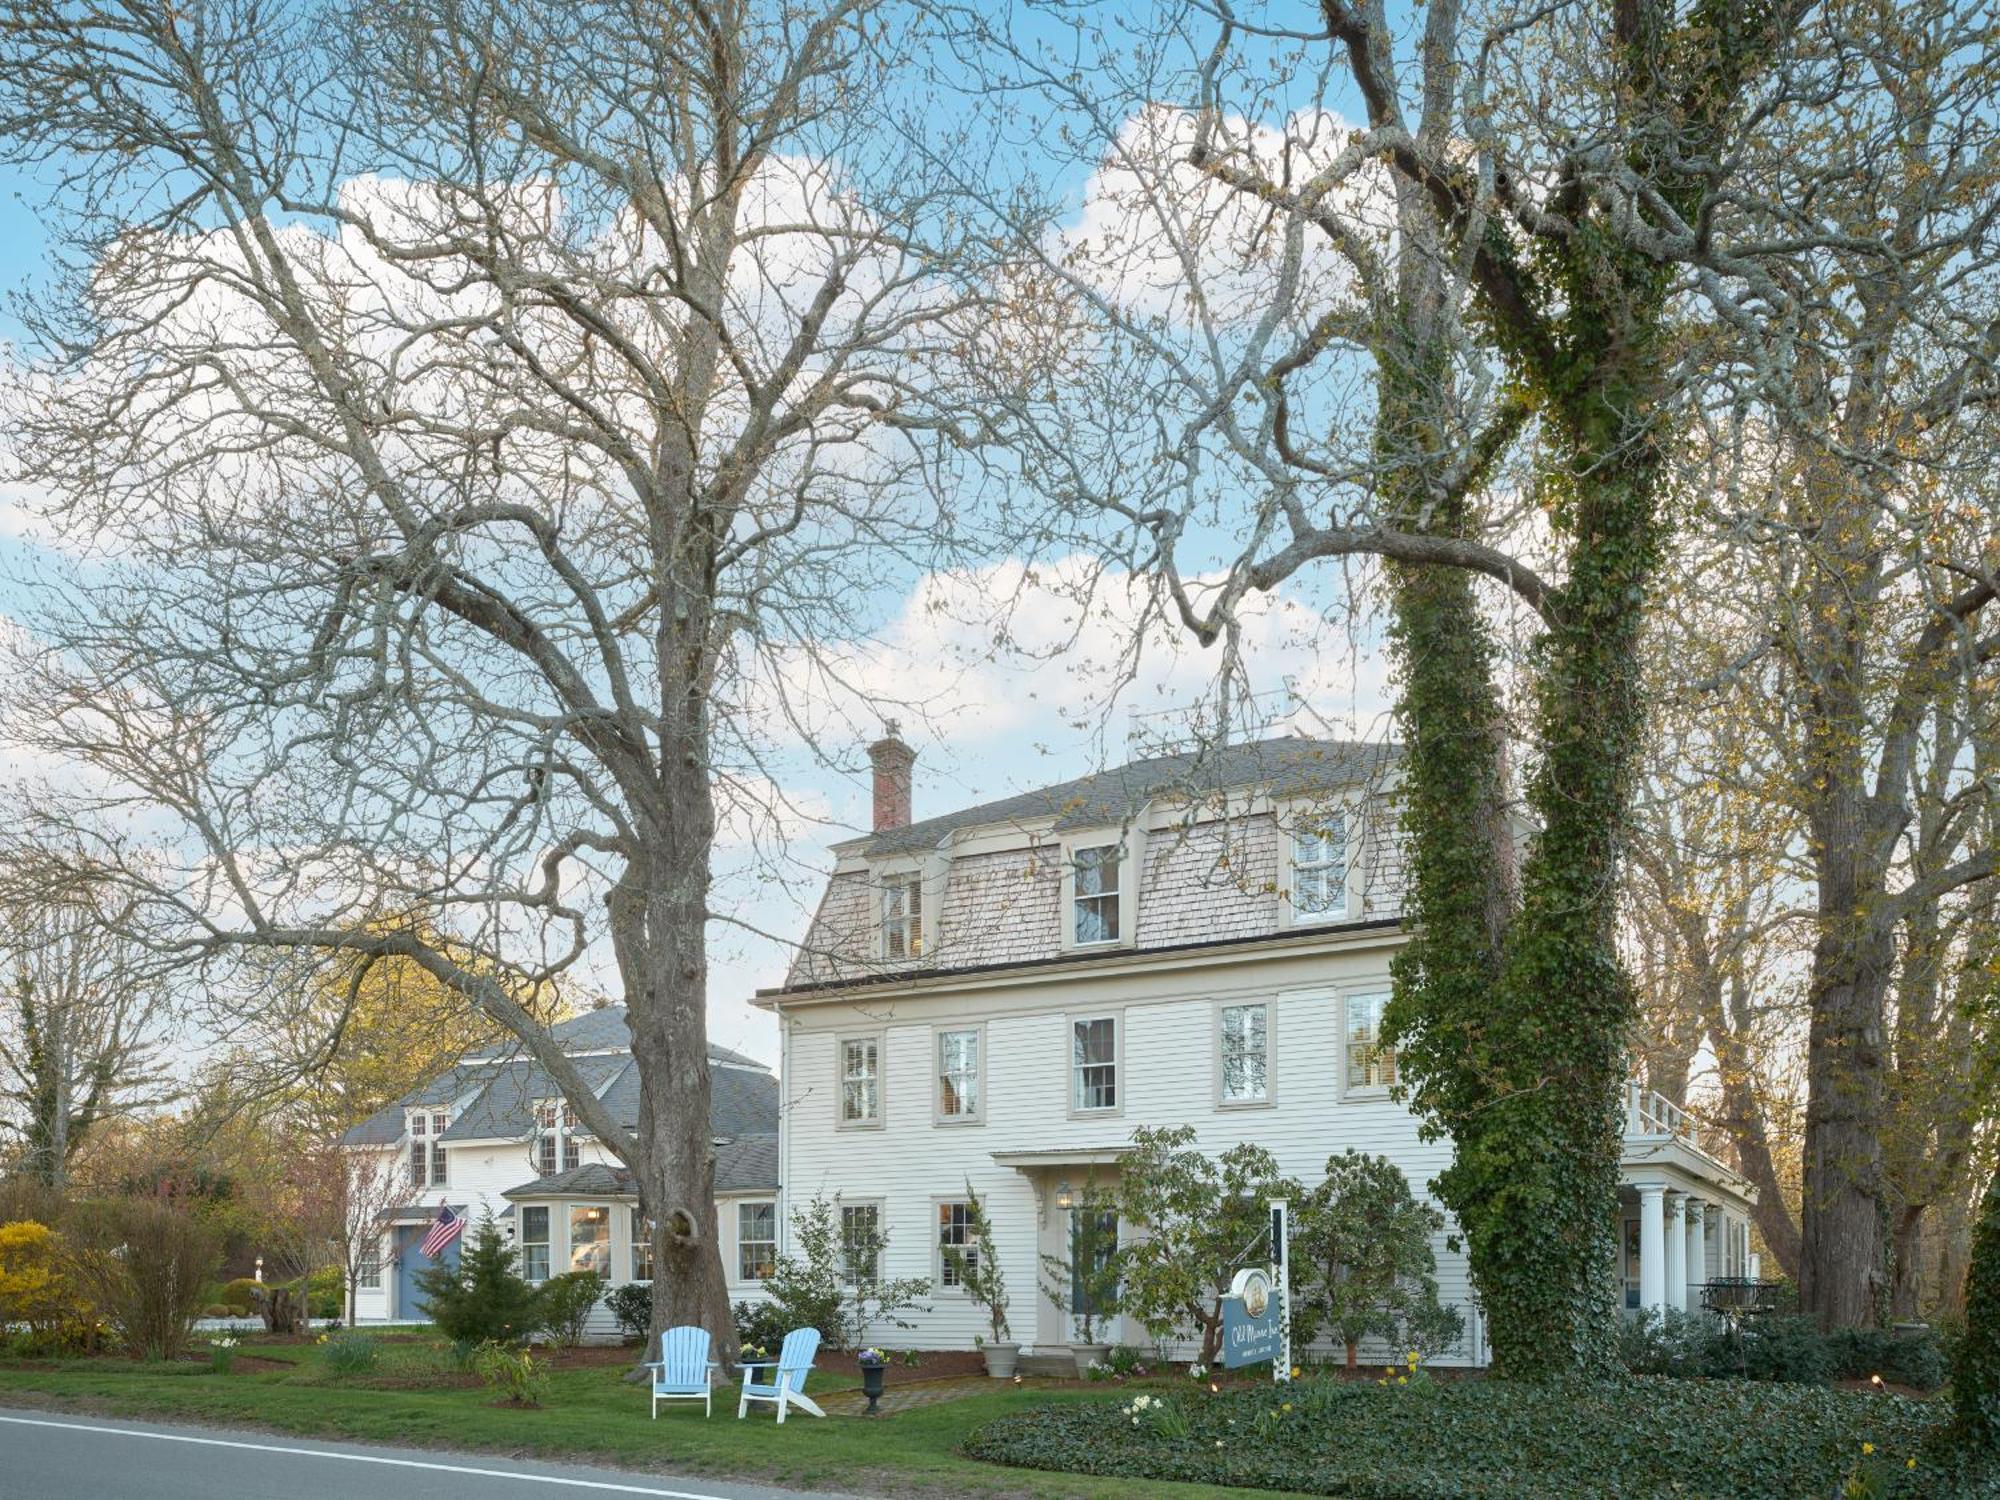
[{"left": 964, "top": 1374, "right": 1989, "bottom": 1498}]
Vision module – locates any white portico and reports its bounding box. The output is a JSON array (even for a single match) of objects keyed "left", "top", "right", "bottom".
[{"left": 1618, "top": 1084, "right": 1761, "bottom": 1319}]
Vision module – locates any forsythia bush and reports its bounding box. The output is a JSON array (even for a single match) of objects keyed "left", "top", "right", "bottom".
[{"left": 0, "top": 1220, "right": 99, "bottom": 1354}]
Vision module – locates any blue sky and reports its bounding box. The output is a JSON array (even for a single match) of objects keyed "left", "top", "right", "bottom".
[{"left": 0, "top": 13, "right": 1395, "bottom": 1063}]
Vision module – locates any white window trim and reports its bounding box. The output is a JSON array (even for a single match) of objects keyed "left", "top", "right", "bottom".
[
  {"left": 836, "top": 1031, "right": 886, "bottom": 1130},
  {"left": 1277, "top": 798, "right": 1360, "bottom": 929},
  {"left": 517, "top": 1203, "right": 554, "bottom": 1284},
  {"left": 1059, "top": 828, "right": 1144, "bottom": 952},
  {"left": 932, "top": 1194, "right": 981, "bottom": 1294},
  {"left": 1066, "top": 1009, "right": 1125, "bottom": 1119},
  {"left": 1213, "top": 998, "right": 1276, "bottom": 1109},
  {"left": 629, "top": 1206, "right": 655, "bottom": 1283},
  {"left": 735, "top": 1200, "right": 778, "bottom": 1283},
  {"left": 837, "top": 1197, "right": 887, "bottom": 1288},
  {"left": 932, "top": 1022, "right": 987, "bottom": 1126},
  {"left": 1340, "top": 987, "right": 1397, "bottom": 1101},
  {"left": 870, "top": 854, "right": 945, "bottom": 965}
]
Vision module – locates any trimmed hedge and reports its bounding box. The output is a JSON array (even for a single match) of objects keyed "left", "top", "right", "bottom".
[
  {"left": 964, "top": 1376, "right": 1986, "bottom": 1499},
  {"left": 1617, "top": 1310, "right": 1950, "bottom": 1390}
]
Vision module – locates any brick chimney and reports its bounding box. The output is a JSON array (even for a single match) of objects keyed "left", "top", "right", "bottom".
[{"left": 868, "top": 722, "right": 916, "bottom": 832}]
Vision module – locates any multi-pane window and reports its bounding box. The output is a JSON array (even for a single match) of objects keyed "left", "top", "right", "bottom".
[
  {"left": 630, "top": 1208, "right": 654, "bottom": 1282},
  {"left": 841, "top": 1037, "right": 880, "bottom": 1124},
  {"left": 839, "top": 1203, "right": 882, "bottom": 1285},
  {"left": 1293, "top": 815, "right": 1347, "bottom": 915},
  {"left": 357, "top": 1249, "right": 382, "bottom": 1290},
  {"left": 882, "top": 874, "right": 923, "bottom": 959},
  {"left": 520, "top": 1205, "right": 551, "bottom": 1282},
  {"left": 534, "top": 1100, "right": 580, "bottom": 1176},
  {"left": 738, "top": 1202, "right": 777, "bottom": 1281},
  {"left": 938, "top": 1201, "right": 978, "bottom": 1288},
  {"left": 1073, "top": 1016, "right": 1118, "bottom": 1111},
  {"left": 1345, "top": 993, "right": 1397, "bottom": 1091},
  {"left": 568, "top": 1204, "right": 611, "bottom": 1275},
  {"left": 1073, "top": 844, "right": 1120, "bottom": 944},
  {"left": 1219, "top": 1003, "right": 1269, "bottom": 1103},
  {"left": 938, "top": 1028, "right": 980, "bottom": 1120},
  {"left": 408, "top": 1109, "right": 447, "bottom": 1187}
]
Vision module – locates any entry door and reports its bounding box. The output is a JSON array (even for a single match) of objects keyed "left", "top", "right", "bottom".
[
  {"left": 1067, "top": 1206, "right": 1119, "bottom": 1342},
  {"left": 394, "top": 1224, "right": 460, "bottom": 1320}
]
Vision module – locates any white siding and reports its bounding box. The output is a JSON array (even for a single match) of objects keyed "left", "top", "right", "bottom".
[{"left": 775, "top": 935, "right": 1478, "bottom": 1363}]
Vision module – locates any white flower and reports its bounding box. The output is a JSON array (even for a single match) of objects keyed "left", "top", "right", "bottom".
[{"left": 1188, "top": 1363, "right": 1207, "bottom": 1379}]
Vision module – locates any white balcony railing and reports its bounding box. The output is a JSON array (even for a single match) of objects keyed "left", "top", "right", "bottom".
[{"left": 1624, "top": 1080, "right": 1691, "bottom": 1141}]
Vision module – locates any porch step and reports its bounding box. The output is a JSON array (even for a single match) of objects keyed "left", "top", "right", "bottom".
[{"left": 1016, "top": 1352, "right": 1077, "bottom": 1378}]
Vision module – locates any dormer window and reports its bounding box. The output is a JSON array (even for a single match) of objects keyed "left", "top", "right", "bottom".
[
  {"left": 533, "top": 1099, "right": 580, "bottom": 1177},
  {"left": 408, "top": 1109, "right": 448, "bottom": 1188},
  {"left": 1072, "top": 844, "right": 1120, "bottom": 944},
  {"left": 1294, "top": 815, "right": 1346, "bottom": 912},
  {"left": 882, "top": 873, "right": 923, "bottom": 959}
]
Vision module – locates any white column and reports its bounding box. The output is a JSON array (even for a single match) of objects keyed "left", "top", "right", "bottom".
[
  {"left": 1638, "top": 1184, "right": 1667, "bottom": 1316},
  {"left": 1683, "top": 1200, "right": 1705, "bottom": 1314},
  {"left": 1703, "top": 1205, "right": 1723, "bottom": 1292},
  {"left": 1663, "top": 1192, "right": 1687, "bottom": 1318}
]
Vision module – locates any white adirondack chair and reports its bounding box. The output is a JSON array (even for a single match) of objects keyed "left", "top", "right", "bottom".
[
  {"left": 736, "top": 1326, "right": 824, "bottom": 1422},
  {"left": 646, "top": 1325, "right": 716, "bottom": 1418}
]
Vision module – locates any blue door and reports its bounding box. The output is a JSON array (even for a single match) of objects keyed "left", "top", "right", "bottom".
[{"left": 395, "top": 1224, "right": 460, "bottom": 1320}]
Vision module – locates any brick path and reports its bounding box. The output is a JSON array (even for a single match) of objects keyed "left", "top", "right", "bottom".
[{"left": 815, "top": 1373, "right": 1069, "bottom": 1417}]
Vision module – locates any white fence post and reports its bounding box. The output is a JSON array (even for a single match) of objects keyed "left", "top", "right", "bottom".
[{"left": 1270, "top": 1198, "right": 1291, "bottom": 1385}]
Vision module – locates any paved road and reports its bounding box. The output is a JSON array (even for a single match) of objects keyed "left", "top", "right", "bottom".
[{"left": 0, "top": 1407, "right": 870, "bottom": 1500}]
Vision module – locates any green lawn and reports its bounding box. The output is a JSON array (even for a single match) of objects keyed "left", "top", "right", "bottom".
[{"left": 0, "top": 1339, "right": 1299, "bottom": 1500}]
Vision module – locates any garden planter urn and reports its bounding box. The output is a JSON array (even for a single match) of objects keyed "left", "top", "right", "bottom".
[
  {"left": 859, "top": 1358, "right": 887, "bottom": 1414},
  {"left": 1070, "top": 1342, "right": 1109, "bottom": 1380},
  {"left": 982, "top": 1341, "right": 1020, "bottom": 1379}
]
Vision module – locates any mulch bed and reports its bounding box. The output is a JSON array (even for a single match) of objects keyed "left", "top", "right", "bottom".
[{"left": 819, "top": 1350, "right": 990, "bottom": 1388}]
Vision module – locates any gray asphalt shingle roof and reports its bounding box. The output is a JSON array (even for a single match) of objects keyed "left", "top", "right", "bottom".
[
  {"left": 500, "top": 1132, "right": 778, "bottom": 1199},
  {"left": 862, "top": 735, "right": 1397, "bottom": 855},
  {"left": 339, "top": 1006, "right": 777, "bottom": 1148},
  {"left": 465, "top": 1005, "right": 766, "bottom": 1070}
]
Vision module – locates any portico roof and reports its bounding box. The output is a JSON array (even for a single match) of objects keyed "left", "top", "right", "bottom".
[{"left": 990, "top": 1147, "right": 1126, "bottom": 1170}]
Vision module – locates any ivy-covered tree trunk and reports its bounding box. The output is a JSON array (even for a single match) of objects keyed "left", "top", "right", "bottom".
[{"left": 1952, "top": 1169, "right": 2000, "bottom": 1453}]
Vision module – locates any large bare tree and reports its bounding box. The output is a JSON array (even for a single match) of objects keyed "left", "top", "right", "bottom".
[{"left": 0, "top": 0, "right": 982, "bottom": 1354}]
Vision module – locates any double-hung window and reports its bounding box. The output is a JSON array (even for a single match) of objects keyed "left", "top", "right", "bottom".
[
  {"left": 1218, "top": 1002, "right": 1270, "bottom": 1104},
  {"left": 1072, "top": 1015, "right": 1118, "bottom": 1112},
  {"left": 568, "top": 1204, "right": 610, "bottom": 1275},
  {"left": 519, "top": 1205, "right": 551, "bottom": 1282},
  {"left": 840, "top": 1036, "right": 881, "bottom": 1125},
  {"left": 839, "top": 1202, "right": 882, "bottom": 1285},
  {"left": 357, "top": 1247, "right": 382, "bottom": 1290},
  {"left": 409, "top": 1112, "right": 428, "bottom": 1188},
  {"left": 937, "top": 1201, "right": 978, "bottom": 1289},
  {"left": 1344, "top": 993, "right": 1397, "bottom": 1092},
  {"left": 1073, "top": 844, "right": 1120, "bottom": 944},
  {"left": 937, "top": 1027, "right": 981, "bottom": 1121},
  {"left": 1293, "top": 814, "right": 1347, "bottom": 917},
  {"left": 882, "top": 874, "right": 922, "bottom": 959},
  {"left": 429, "top": 1111, "right": 448, "bottom": 1186},
  {"left": 630, "top": 1208, "right": 654, "bottom": 1281},
  {"left": 534, "top": 1100, "right": 580, "bottom": 1176},
  {"left": 738, "top": 1202, "right": 777, "bottom": 1281}
]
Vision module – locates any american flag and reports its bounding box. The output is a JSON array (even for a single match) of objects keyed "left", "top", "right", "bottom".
[{"left": 420, "top": 1206, "right": 465, "bottom": 1259}]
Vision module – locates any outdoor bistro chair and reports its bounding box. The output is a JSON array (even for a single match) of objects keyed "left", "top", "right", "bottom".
[
  {"left": 645, "top": 1325, "right": 717, "bottom": 1418},
  {"left": 736, "top": 1326, "right": 824, "bottom": 1422}
]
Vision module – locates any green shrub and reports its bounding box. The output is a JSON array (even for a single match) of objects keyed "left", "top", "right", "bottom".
[
  {"left": 606, "top": 1282, "right": 652, "bottom": 1342},
  {"left": 304, "top": 1265, "right": 342, "bottom": 1319},
  {"left": 470, "top": 1339, "right": 549, "bottom": 1406},
  {"left": 734, "top": 1298, "right": 788, "bottom": 1354},
  {"left": 65, "top": 1197, "right": 225, "bottom": 1361},
  {"left": 1614, "top": 1311, "right": 1948, "bottom": 1391},
  {"left": 535, "top": 1270, "right": 603, "bottom": 1349},
  {"left": 966, "top": 1375, "right": 1972, "bottom": 1498},
  {"left": 412, "top": 1216, "right": 540, "bottom": 1347},
  {"left": 315, "top": 1330, "right": 379, "bottom": 1376},
  {"left": 1954, "top": 1170, "right": 2000, "bottom": 1452},
  {"left": 220, "top": 1278, "right": 262, "bottom": 1314}
]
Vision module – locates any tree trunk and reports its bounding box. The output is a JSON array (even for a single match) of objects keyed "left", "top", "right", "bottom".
[
  {"left": 1798, "top": 911, "right": 1895, "bottom": 1328},
  {"left": 1345, "top": 1338, "right": 1359, "bottom": 1371},
  {"left": 1890, "top": 1205, "right": 1927, "bottom": 1322}
]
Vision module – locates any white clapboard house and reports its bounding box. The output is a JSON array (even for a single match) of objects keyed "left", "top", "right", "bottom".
[
  {"left": 340, "top": 1006, "right": 780, "bottom": 1330},
  {"left": 757, "top": 731, "right": 1760, "bottom": 1367}
]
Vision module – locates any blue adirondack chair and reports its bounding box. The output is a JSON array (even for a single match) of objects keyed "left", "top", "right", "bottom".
[
  {"left": 645, "top": 1325, "right": 716, "bottom": 1418},
  {"left": 737, "top": 1327, "right": 824, "bottom": 1422}
]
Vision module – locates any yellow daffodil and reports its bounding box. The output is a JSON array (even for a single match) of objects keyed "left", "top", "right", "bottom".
[{"left": 1861, "top": 1442, "right": 1874, "bottom": 1455}]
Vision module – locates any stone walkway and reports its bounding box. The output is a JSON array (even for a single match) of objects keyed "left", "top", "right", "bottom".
[{"left": 815, "top": 1374, "right": 1066, "bottom": 1417}]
